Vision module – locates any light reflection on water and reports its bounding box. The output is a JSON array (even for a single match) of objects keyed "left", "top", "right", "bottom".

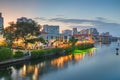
[
  {"left": 0, "top": 42, "right": 120, "bottom": 80},
  {"left": 0, "top": 48, "right": 96, "bottom": 80}
]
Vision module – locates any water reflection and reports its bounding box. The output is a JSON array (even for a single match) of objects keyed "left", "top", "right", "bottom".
[
  {"left": 0, "top": 48, "right": 96, "bottom": 80},
  {"left": 21, "top": 65, "right": 26, "bottom": 76},
  {"left": 51, "top": 55, "right": 72, "bottom": 68},
  {"left": 32, "top": 65, "right": 39, "bottom": 80},
  {"left": 0, "top": 67, "right": 12, "bottom": 80}
]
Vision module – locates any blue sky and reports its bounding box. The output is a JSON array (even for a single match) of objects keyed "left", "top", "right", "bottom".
[{"left": 0, "top": 0, "right": 120, "bottom": 36}]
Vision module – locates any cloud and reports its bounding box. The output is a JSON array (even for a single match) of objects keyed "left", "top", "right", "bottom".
[
  {"left": 96, "top": 17, "right": 107, "bottom": 21},
  {"left": 34, "top": 17, "right": 47, "bottom": 21},
  {"left": 36, "top": 17, "right": 120, "bottom": 36}
]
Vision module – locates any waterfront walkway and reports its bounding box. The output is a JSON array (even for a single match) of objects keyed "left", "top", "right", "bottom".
[{"left": 0, "top": 56, "right": 31, "bottom": 66}]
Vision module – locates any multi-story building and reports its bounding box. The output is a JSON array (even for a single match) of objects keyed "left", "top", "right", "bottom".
[
  {"left": 41, "top": 25, "right": 60, "bottom": 46},
  {"left": 99, "top": 32, "right": 112, "bottom": 43},
  {"left": 62, "top": 29, "right": 72, "bottom": 35},
  {"left": 79, "top": 29, "right": 88, "bottom": 35},
  {"left": 73, "top": 28, "right": 78, "bottom": 35},
  {"left": 42, "top": 25, "right": 59, "bottom": 34},
  {"left": 88, "top": 28, "right": 99, "bottom": 36},
  {"left": 0, "top": 13, "right": 3, "bottom": 34}
]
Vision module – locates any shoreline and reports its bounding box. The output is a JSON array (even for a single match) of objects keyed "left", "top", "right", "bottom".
[{"left": 0, "top": 44, "right": 94, "bottom": 67}]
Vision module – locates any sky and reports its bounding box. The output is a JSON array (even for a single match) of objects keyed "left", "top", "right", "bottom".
[{"left": 0, "top": 0, "right": 120, "bottom": 36}]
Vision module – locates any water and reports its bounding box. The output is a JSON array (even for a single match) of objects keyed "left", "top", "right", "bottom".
[{"left": 0, "top": 42, "right": 120, "bottom": 80}]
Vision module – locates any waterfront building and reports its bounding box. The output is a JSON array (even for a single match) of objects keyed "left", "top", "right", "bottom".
[
  {"left": 62, "top": 29, "right": 72, "bottom": 36},
  {"left": 88, "top": 28, "right": 99, "bottom": 36},
  {"left": 99, "top": 32, "right": 112, "bottom": 43},
  {"left": 40, "top": 25, "right": 72, "bottom": 47},
  {"left": 73, "top": 28, "right": 78, "bottom": 35},
  {"left": 41, "top": 25, "right": 59, "bottom": 47},
  {"left": 42, "top": 25, "right": 59, "bottom": 34}
]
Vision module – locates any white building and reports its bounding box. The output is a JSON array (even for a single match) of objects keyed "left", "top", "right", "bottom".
[
  {"left": 42, "top": 25, "right": 59, "bottom": 40},
  {"left": 42, "top": 25, "right": 59, "bottom": 34},
  {"left": 41, "top": 25, "right": 59, "bottom": 46}
]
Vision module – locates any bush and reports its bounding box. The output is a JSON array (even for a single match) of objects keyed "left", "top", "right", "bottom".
[
  {"left": 31, "top": 50, "right": 46, "bottom": 59},
  {"left": 31, "top": 48, "right": 64, "bottom": 59},
  {"left": 0, "top": 47, "right": 13, "bottom": 62},
  {"left": 31, "top": 43, "right": 94, "bottom": 59},
  {"left": 65, "top": 47, "right": 74, "bottom": 54},
  {"left": 76, "top": 44, "right": 94, "bottom": 50},
  {"left": 13, "top": 51, "right": 24, "bottom": 58}
]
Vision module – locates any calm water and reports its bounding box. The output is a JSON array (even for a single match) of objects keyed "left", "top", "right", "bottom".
[{"left": 0, "top": 42, "right": 120, "bottom": 80}]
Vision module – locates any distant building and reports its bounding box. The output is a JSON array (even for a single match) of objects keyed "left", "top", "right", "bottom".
[
  {"left": 0, "top": 13, "right": 3, "bottom": 34},
  {"left": 79, "top": 29, "right": 88, "bottom": 35},
  {"left": 17, "top": 17, "right": 35, "bottom": 24},
  {"left": 99, "top": 32, "right": 112, "bottom": 43},
  {"left": 42, "top": 25, "right": 59, "bottom": 41},
  {"left": 40, "top": 25, "right": 72, "bottom": 47},
  {"left": 41, "top": 25, "right": 59, "bottom": 46},
  {"left": 73, "top": 28, "right": 78, "bottom": 35},
  {"left": 88, "top": 28, "right": 99, "bottom": 36},
  {"left": 62, "top": 29, "right": 72, "bottom": 35},
  {"left": 42, "top": 25, "right": 59, "bottom": 34}
]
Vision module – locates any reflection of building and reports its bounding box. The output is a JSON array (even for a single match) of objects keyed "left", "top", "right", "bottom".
[{"left": 0, "top": 13, "right": 3, "bottom": 35}]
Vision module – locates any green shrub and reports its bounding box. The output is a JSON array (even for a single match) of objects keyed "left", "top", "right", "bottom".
[
  {"left": 31, "top": 43, "right": 94, "bottom": 59},
  {"left": 31, "top": 50, "right": 46, "bottom": 59},
  {"left": 65, "top": 47, "right": 74, "bottom": 53},
  {"left": 13, "top": 51, "right": 24, "bottom": 58},
  {"left": 31, "top": 50, "right": 40, "bottom": 59},
  {"left": 76, "top": 44, "right": 94, "bottom": 50},
  {"left": 0, "top": 47, "right": 13, "bottom": 62},
  {"left": 31, "top": 48, "right": 64, "bottom": 59}
]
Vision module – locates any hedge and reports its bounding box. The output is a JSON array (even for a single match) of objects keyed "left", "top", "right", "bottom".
[
  {"left": 13, "top": 51, "right": 24, "bottom": 58},
  {"left": 0, "top": 47, "right": 13, "bottom": 62}
]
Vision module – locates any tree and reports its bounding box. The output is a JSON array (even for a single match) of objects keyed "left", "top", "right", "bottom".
[
  {"left": 3, "top": 17, "right": 41, "bottom": 49},
  {"left": 27, "top": 37, "right": 46, "bottom": 49},
  {"left": 3, "top": 22, "right": 16, "bottom": 48},
  {"left": 15, "top": 18, "right": 41, "bottom": 48}
]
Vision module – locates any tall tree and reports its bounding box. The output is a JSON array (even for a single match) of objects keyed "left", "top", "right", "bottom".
[
  {"left": 3, "top": 22, "right": 16, "bottom": 48},
  {"left": 3, "top": 17, "right": 41, "bottom": 49},
  {"left": 15, "top": 17, "right": 41, "bottom": 48}
]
